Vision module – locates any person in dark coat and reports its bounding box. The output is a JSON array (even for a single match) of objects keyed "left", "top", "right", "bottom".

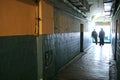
[
  {"left": 99, "top": 28, "right": 105, "bottom": 46},
  {"left": 91, "top": 29, "right": 98, "bottom": 44}
]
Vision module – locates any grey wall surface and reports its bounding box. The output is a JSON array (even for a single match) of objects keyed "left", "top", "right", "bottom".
[{"left": 112, "top": 3, "right": 120, "bottom": 80}]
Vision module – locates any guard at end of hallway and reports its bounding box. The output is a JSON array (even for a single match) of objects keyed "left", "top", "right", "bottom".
[
  {"left": 99, "top": 28, "right": 105, "bottom": 46},
  {"left": 91, "top": 29, "right": 98, "bottom": 45}
]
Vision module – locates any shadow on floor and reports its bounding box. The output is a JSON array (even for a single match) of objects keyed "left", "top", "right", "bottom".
[{"left": 54, "top": 44, "right": 117, "bottom": 80}]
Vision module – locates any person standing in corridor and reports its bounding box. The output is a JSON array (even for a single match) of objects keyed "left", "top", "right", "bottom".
[
  {"left": 91, "top": 29, "right": 98, "bottom": 45},
  {"left": 99, "top": 28, "right": 105, "bottom": 46}
]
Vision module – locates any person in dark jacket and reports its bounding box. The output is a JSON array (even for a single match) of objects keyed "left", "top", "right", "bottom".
[
  {"left": 99, "top": 28, "right": 105, "bottom": 46},
  {"left": 91, "top": 29, "right": 98, "bottom": 44}
]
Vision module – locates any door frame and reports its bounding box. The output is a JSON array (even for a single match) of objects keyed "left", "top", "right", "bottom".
[{"left": 80, "top": 24, "right": 84, "bottom": 52}]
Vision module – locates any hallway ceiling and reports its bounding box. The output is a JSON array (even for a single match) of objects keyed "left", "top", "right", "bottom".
[
  {"left": 87, "top": 0, "right": 113, "bottom": 23},
  {"left": 67, "top": 0, "right": 90, "bottom": 12},
  {"left": 87, "top": 0, "right": 113, "bottom": 16},
  {"left": 65, "top": 0, "right": 113, "bottom": 23},
  {"left": 103, "top": 0, "right": 113, "bottom": 16}
]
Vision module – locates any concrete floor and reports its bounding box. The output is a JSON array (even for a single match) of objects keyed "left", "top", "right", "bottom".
[{"left": 55, "top": 44, "right": 116, "bottom": 80}]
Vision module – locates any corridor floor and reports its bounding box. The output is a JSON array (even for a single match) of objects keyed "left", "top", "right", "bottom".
[{"left": 55, "top": 44, "right": 116, "bottom": 80}]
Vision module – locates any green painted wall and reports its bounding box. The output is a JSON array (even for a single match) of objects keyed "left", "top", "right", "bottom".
[
  {"left": 0, "top": 36, "right": 37, "bottom": 80},
  {"left": 40, "top": 33, "right": 80, "bottom": 80}
]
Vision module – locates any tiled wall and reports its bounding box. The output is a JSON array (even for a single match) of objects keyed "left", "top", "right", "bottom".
[
  {"left": 0, "top": 36, "right": 37, "bottom": 80},
  {"left": 84, "top": 32, "right": 92, "bottom": 49},
  {"left": 54, "top": 32, "right": 80, "bottom": 71},
  {"left": 41, "top": 1, "right": 92, "bottom": 80},
  {"left": 42, "top": 34, "right": 55, "bottom": 80},
  {"left": 41, "top": 32, "right": 80, "bottom": 79}
]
